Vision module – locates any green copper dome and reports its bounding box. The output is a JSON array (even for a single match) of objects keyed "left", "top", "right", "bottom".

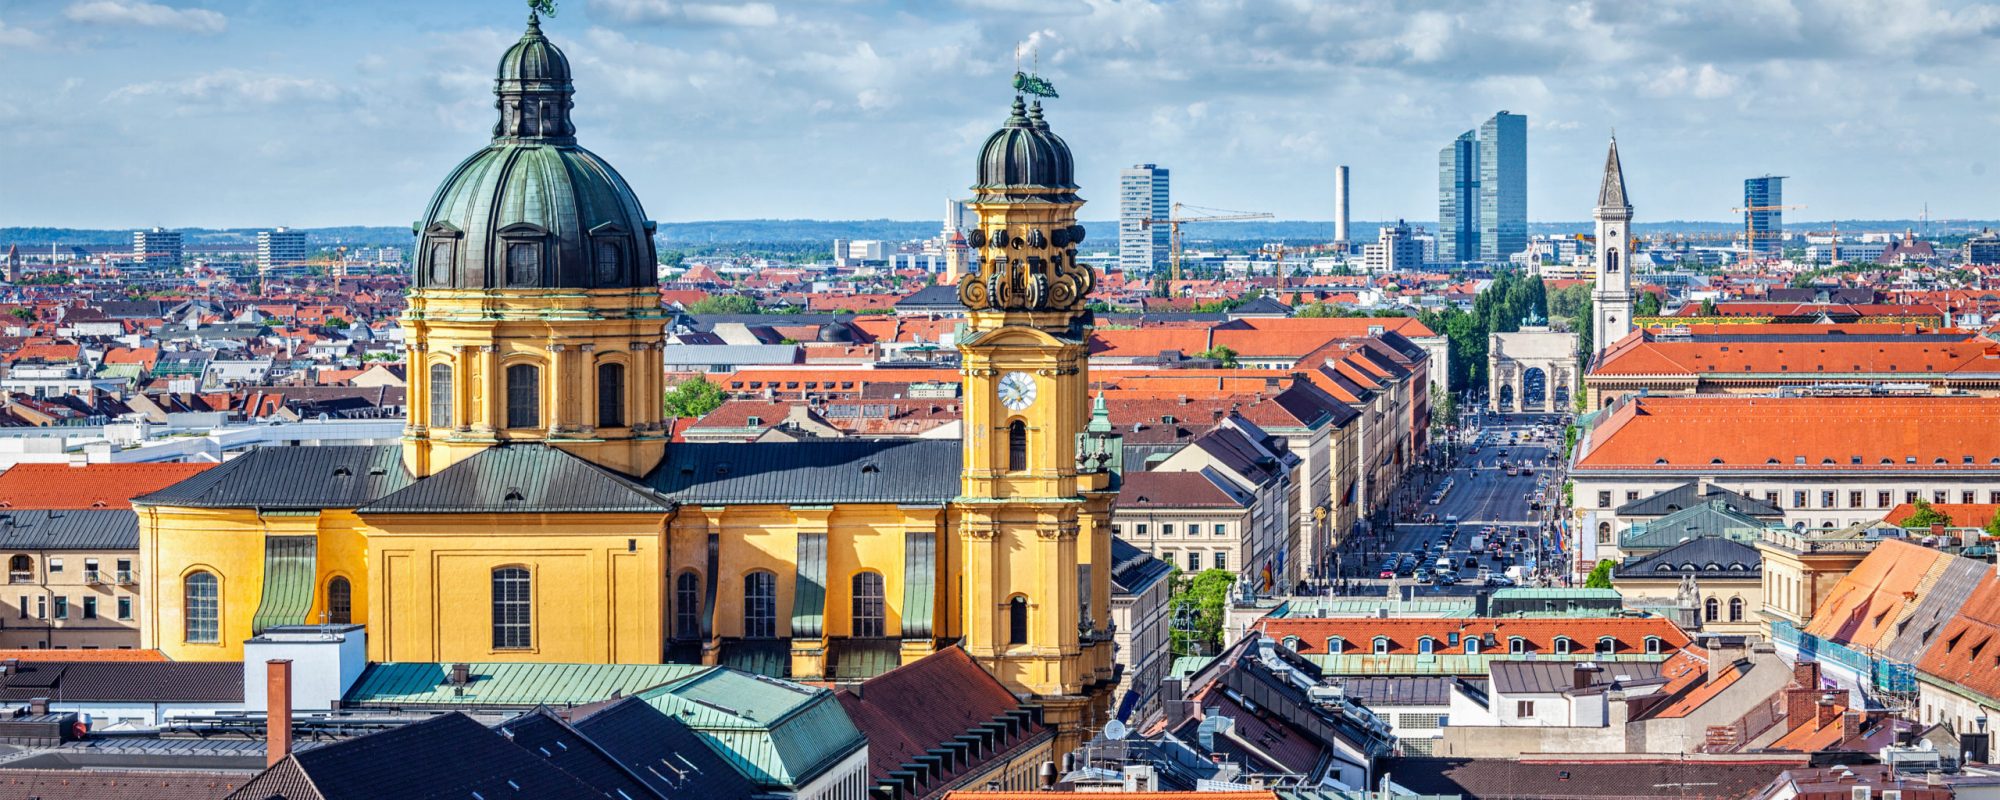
[
  {"left": 973, "top": 97, "right": 1078, "bottom": 202},
  {"left": 414, "top": 11, "right": 656, "bottom": 291}
]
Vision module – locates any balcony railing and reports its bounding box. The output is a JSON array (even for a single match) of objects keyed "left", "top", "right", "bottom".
[
  {"left": 115, "top": 570, "right": 137, "bottom": 585},
  {"left": 7, "top": 572, "right": 31, "bottom": 585}
]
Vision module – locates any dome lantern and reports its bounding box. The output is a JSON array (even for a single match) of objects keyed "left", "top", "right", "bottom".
[{"left": 412, "top": 11, "right": 656, "bottom": 292}]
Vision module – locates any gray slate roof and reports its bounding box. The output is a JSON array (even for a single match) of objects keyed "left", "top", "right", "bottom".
[
  {"left": 1615, "top": 536, "right": 1762, "bottom": 578},
  {"left": 0, "top": 661, "right": 242, "bottom": 703},
  {"left": 1619, "top": 502, "right": 1776, "bottom": 552},
  {"left": 1338, "top": 676, "right": 1460, "bottom": 707},
  {"left": 1110, "top": 536, "right": 1173, "bottom": 596},
  {"left": 569, "top": 696, "right": 761, "bottom": 800},
  {"left": 1489, "top": 660, "right": 1663, "bottom": 695},
  {"left": 1615, "top": 482, "right": 1782, "bottom": 518},
  {"left": 134, "top": 445, "right": 413, "bottom": 511},
  {"left": 1878, "top": 552, "right": 1992, "bottom": 665},
  {"left": 649, "top": 439, "right": 960, "bottom": 505},
  {"left": 0, "top": 509, "right": 138, "bottom": 550},
  {"left": 358, "top": 445, "right": 672, "bottom": 515}
]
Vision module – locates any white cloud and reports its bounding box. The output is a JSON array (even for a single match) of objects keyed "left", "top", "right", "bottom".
[
  {"left": 0, "top": 17, "right": 43, "bottom": 47},
  {"left": 109, "top": 69, "right": 342, "bottom": 107},
  {"left": 592, "top": 0, "right": 677, "bottom": 24},
  {"left": 64, "top": 1, "right": 226, "bottom": 35},
  {"left": 683, "top": 3, "right": 778, "bottom": 27},
  {"left": 593, "top": 0, "right": 779, "bottom": 27},
  {"left": 1644, "top": 64, "right": 1739, "bottom": 99}
]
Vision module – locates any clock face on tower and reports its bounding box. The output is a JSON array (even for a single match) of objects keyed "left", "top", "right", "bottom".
[{"left": 998, "top": 371, "right": 1037, "bottom": 411}]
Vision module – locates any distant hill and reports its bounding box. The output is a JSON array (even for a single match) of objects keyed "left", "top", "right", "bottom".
[{"left": 5, "top": 218, "right": 1993, "bottom": 249}]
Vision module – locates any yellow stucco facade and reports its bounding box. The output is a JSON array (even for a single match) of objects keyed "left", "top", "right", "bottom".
[{"left": 131, "top": 28, "right": 1116, "bottom": 752}]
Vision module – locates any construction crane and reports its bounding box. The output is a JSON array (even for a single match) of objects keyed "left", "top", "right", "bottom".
[
  {"left": 1142, "top": 202, "right": 1273, "bottom": 281},
  {"left": 1260, "top": 242, "right": 1288, "bottom": 278},
  {"left": 1731, "top": 203, "right": 1807, "bottom": 262}
]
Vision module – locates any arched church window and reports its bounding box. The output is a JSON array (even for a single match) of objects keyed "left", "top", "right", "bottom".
[
  {"left": 743, "top": 571, "right": 777, "bottom": 638},
  {"left": 491, "top": 566, "right": 531, "bottom": 649},
  {"left": 506, "top": 242, "right": 540, "bottom": 286},
  {"left": 595, "top": 240, "right": 621, "bottom": 284},
  {"left": 184, "top": 571, "right": 219, "bottom": 644},
  {"left": 1008, "top": 596, "right": 1029, "bottom": 645},
  {"left": 428, "top": 363, "right": 453, "bottom": 428},
  {"left": 1606, "top": 248, "right": 1620, "bottom": 273},
  {"left": 852, "top": 572, "right": 886, "bottom": 638},
  {"left": 428, "top": 240, "right": 453, "bottom": 285},
  {"left": 505, "top": 364, "right": 540, "bottom": 429},
  {"left": 1007, "top": 420, "right": 1028, "bottom": 472},
  {"left": 674, "top": 572, "right": 700, "bottom": 640},
  {"left": 597, "top": 363, "right": 625, "bottom": 429},
  {"left": 326, "top": 576, "right": 351, "bottom": 625}
]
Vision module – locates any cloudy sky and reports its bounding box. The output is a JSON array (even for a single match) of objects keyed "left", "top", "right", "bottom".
[{"left": 2, "top": 0, "right": 1998, "bottom": 229}]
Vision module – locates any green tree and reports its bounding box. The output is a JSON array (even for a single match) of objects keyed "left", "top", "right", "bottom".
[
  {"left": 1982, "top": 513, "right": 2000, "bottom": 538},
  {"left": 1168, "top": 568, "right": 1237, "bottom": 656},
  {"left": 7, "top": 308, "right": 32, "bottom": 322},
  {"left": 1700, "top": 298, "right": 1718, "bottom": 316},
  {"left": 1584, "top": 559, "right": 1615, "bottom": 589},
  {"left": 1197, "top": 345, "right": 1239, "bottom": 368},
  {"left": 663, "top": 376, "right": 726, "bottom": 419},
  {"left": 325, "top": 317, "right": 350, "bottom": 329},
  {"left": 1900, "top": 498, "right": 1953, "bottom": 529},
  {"left": 1634, "top": 290, "right": 1663, "bottom": 317},
  {"left": 685, "top": 295, "right": 757, "bottom": 315}
]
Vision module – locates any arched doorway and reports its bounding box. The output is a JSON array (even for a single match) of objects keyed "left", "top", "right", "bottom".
[
  {"left": 1522, "top": 367, "right": 1547, "bottom": 411},
  {"left": 1498, "top": 383, "right": 1515, "bottom": 411}
]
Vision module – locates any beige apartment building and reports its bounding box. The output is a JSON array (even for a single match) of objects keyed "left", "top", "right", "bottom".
[{"left": 0, "top": 510, "right": 142, "bottom": 649}]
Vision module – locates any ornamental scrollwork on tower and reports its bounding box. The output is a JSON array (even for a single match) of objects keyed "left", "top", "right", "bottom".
[{"left": 959, "top": 223, "right": 1094, "bottom": 313}]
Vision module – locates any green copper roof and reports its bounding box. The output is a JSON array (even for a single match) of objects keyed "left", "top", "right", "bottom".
[
  {"left": 639, "top": 669, "right": 866, "bottom": 789},
  {"left": 345, "top": 662, "right": 710, "bottom": 707},
  {"left": 415, "top": 11, "right": 657, "bottom": 293},
  {"left": 249, "top": 536, "right": 316, "bottom": 635}
]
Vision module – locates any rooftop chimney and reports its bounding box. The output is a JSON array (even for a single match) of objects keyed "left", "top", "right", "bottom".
[
  {"left": 1572, "top": 662, "right": 1603, "bottom": 691},
  {"left": 267, "top": 659, "right": 293, "bottom": 768},
  {"left": 1793, "top": 659, "right": 1822, "bottom": 690},
  {"left": 1817, "top": 692, "right": 1842, "bottom": 729},
  {"left": 450, "top": 663, "right": 471, "bottom": 686}
]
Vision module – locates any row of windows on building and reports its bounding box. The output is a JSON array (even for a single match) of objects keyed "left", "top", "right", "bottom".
[
  {"left": 425, "top": 362, "right": 627, "bottom": 430},
  {"left": 15, "top": 594, "right": 131, "bottom": 621},
  {"left": 1283, "top": 633, "right": 1668, "bottom": 656},
  {"left": 1153, "top": 550, "right": 1228, "bottom": 572},
  {"left": 426, "top": 238, "right": 630, "bottom": 287},
  {"left": 1597, "top": 488, "right": 2000, "bottom": 510},
  {"left": 6, "top": 555, "right": 133, "bottom": 583},
  {"left": 182, "top": 568, "right": 992, "bottom": 651},
  {"left": 181, "top": 573, "right": 351, "bottom": 644},
  {"left": 1111, "top": 522, "right": 1234, "bottom": 538}
]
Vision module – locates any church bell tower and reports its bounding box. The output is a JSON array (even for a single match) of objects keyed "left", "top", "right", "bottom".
[
  {"left": 1591, "top": 136, "right": 1633, "bottom": 360},
  {"left": 956, "top": 82, "right": 1117, "bottom": 753}
]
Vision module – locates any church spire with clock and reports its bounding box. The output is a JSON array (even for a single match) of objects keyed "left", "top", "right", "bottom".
[{"left": 956, "top": 77, "right": 1117, "bottom": 753}]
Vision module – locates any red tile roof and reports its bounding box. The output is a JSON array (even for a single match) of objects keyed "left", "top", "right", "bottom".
[
  {"left": 1884, "top": 502, "right": 2000, "bottom": 528},
  {"left": 1915, "top": 571, "right": 2000, "bottom": 703},
  {"left": 0, "top": 648, "right": 166, "bottom": 662},
  {"left": 1799, "top": 539, "right": 1951, "bottom": 650},
  {"left": 838, "top": 647, "right": 1046, "bottom": 793},
  {"left": 0, "top": 463, "right": 216, "bottom": 509},
  {"left": 1575, "top": 396, "right": 2000, "bottom": 471},
  {"left": 1254, "top": 616, "right": 1692, "bottom": 656}
]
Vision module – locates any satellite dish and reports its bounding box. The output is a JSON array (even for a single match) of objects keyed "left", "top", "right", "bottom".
[{"left": 1103, "top": 720, "right": 1129, "bottom": 741}]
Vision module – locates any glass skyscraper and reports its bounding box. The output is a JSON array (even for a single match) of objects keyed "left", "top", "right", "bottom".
[
  {"left": 1437, "top": 132, "right": 1477, "bottom": 263},
  {"left": 1744, "top": 175, "right": 1785, "bottom": 257},
  {"left": 1437, "top": 111, "right": 1527, "bottom": 265},
  {"left": 1119, "top": 164, "right": 1170, "bottom": 273}
]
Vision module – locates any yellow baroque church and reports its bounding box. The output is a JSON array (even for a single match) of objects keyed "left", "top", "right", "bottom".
[{"left": 132, "top": 10, "right": 1120, "bottom": 746}]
